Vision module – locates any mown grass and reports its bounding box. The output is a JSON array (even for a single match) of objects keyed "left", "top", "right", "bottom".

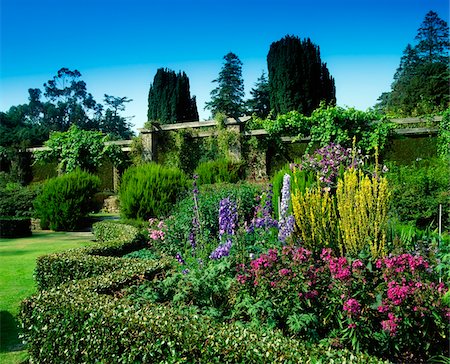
[{"left": 0, "top": 231, "right": 93, "bottom": 364}]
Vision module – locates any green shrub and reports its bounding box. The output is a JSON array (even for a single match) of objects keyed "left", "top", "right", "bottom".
[
  {"left": 0, "top": 217, "right": 31, "bottom": 238},
  {"left": 387, "top": 157, "right": 450, "bottom": 230},
  {"left": 119, "top": 163, "right": 189, "bottom": 220},
  {"left": 34, "top": 170, "right": 100, "bottom": 231},
  {"left": 92, "top": 220, "right": 141, "bottom": 243},
  {"left": 0, "top": 183, "right": 40, "bottom": 218},
  {"left": 21, "top": 263, "right": 388, "bottom": 364},
  {"left": 194, "top": 158, "right": 245, "bottom": 185},
  {"left": 35, "top": 227, "right": 146, "bottom": 291}
]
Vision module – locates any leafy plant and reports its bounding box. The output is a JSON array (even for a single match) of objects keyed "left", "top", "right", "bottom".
[
  {"left": 35, "top": 125, "right": 125, "bottom": 174},
  {"left": 119, "top": 163, "right": 189, "bottom": 220},
  {"left": 34, "top": 169, "right": 100, "bottom": 231},
  {"left": 387, "top": 157, "right": 450, "bottom": 230},
  {"left": 194, "top": 158, "right": 245, "bottom": 185}
]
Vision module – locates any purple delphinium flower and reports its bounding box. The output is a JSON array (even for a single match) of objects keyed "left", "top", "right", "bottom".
[
  {"left": 210, "top": 238, "right": 232, "bottom": 260},
  {"left": 176, "top": 252, "right": 185, "bottom": 265},
  {"left": 210, "top": 197, "right": 238, "bottom": 260},
  {"left": 278, "top": 174, "right": 295, "bottom": 243},
  {"left": 247, "top": 185, "right": 278, "bottom": 233},
  {"left": 218, "top": 197, "right": 238, "bottom": 239}
]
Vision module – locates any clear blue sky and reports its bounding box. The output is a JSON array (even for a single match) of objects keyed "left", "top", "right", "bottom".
[{"left": 1, "top": 0, "right": 448, "bottom": 130}]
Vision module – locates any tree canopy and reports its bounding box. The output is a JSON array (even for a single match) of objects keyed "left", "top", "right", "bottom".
[
  {"left": 246, "top": 71, "right": 271, "bottom": 118},
  {"left": 267, "top": 35, "right": 336, "bottom": 116},
  {"left": 205, "top": 52, "right": 245, "bottom": 119},
  {"left": 376, "top": 11, "right": 449, "bottom": 116},
  {"left": 147, "top": 68, "right": 199, "bottom": 124}
]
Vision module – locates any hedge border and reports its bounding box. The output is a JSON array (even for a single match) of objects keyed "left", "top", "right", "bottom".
[
  {"left": 35, "top": 221, "right": 145, "bottom": 290},
  {"left": 21, "top": 260, "right": 388, "bottom": 364}
]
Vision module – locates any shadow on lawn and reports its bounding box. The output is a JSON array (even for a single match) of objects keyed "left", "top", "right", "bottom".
[{"left": 0, "top": 311, "right": 24, "bottom": 353}]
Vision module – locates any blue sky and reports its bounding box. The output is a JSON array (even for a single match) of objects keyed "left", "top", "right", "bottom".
[{"left": 1, "top": 0, "right": 448, "bottom": 130}]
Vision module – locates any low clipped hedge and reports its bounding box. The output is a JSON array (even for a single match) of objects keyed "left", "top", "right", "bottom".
[
  {"left": 21, "top": 262, "right": 388, "bottom": 364},
  {"left": 35, "top": 223, "right": 146, "bottom": 291},
  {"left": 0, "top": 217, "right": 32, "bottom": 238},
  {"left": 92, "top": 220, "right": 141, "bottom": 243}
]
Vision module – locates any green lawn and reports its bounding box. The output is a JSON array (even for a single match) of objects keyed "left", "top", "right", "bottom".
[{"left": 0, "top": 231, "right": 94, "bottom": 364}]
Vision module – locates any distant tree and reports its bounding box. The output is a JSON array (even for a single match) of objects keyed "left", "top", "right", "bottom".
[
  {"left": 267, "top": 35, "right": 336, "bottom": 116},
  {"left": 415, "top": 10, "right": 449, "bottom": 63},
  {"left": 205, "top": 52, "right": 245, "bottom": 119},
  {"left": 147, "top": 68, "right": 198, "bottom": 124},
  {"left": 246, "top": 71, "right": 271, "bottom": 118},
  {"left": 44, "top": 68, "right": 103, "bottom": 131},
  {"left": 100, "top": 95, "right": 135, "bottom": 139},
  {"left": 376, "top": 11, "right": 449, "bottom": 115}
]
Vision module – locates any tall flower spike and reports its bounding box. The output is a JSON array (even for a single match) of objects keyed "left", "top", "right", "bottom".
[{"left": 278, "top": 174, "right": 295, "bottom": 242}]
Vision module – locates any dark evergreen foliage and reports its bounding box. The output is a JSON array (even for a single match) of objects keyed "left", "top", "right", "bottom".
[
  {"left": 376, "top": 11, "right": 449, "bottom": 115},
  {"left": 147, "top": 68, "right": 199, "bottom": 124},
  {"left": 267, "top": 35, "right": 336, "bottom": 116},
  {"left": 246, "top": 71, "right": 271, "bottom": 118},
  {"left": 205, "top": 52, "right": 245, "bottom": 119}
]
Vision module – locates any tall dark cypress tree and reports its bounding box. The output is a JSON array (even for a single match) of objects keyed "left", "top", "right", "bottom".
[
  {"left": 147, "top": 68, "right": 199, "bottom": 124},
  {"left": 267, "top": 35, "right": 336, "bottom": 116}
]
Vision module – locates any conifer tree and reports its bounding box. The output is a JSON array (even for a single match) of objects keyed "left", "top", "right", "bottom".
[
  {"left": 147, "top": 68, "right": 199, "bottom": 124},
  {"left": 376, "top": 11, "right": 449, "bottom": 115},
  {"left": 246, "top": 71, "right": 270, "bottom": 118},
  {"left": 267, "top": 35, "right": 336, "bottom": 116},
  {"left": 205, "top": 52, "right": 245, "bottom": 119}
]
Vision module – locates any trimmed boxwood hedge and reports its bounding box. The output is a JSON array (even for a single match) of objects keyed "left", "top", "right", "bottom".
[
  {"left": 21, "top": 262, "right": 388, "bottom": 364},
  {"left": 0, "top": 217, "right": 32, "bottom": 238},
  {"left": 92, "top": 220, "right": 141, "bottom": 243},
  {"left": 35, "top": 223, "right": 146, "bottom": 291}
]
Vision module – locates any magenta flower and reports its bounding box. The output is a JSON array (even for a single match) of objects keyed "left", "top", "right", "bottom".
[{"left": 343, "top": 298, "right": 361, "bottom": 315}]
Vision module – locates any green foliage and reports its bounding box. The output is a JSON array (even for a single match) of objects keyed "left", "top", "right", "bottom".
[
  {"left": 0, "top": 183, "right": 39, "bottom": 218},
  {"left": 21, "top": 260, "right": 388, "bottom": 363},
  {"left": 100, "top": 95, "right": 135, "bottom": 139},
  {"left": 147, "top": 68, "right": 199, "bottom": 124},
  {"left": 205, "top": 52, "right": 245, "bottom": 118},
  {"left": 246, "top": 71, "right": 270, "bottom": 118},
  {"left": 376, "top": 11, "right": 449, "bottom": 116},
  {"left": 257, "top": 105, "right": 394, "bottom": 154},
  {"left": 92, "top": 220, "right": 141, "bottom": 243},
  {"left": 194, "top": 159, "right": 245, "bottom": 185},
  {"left": 119, "top": 163, "right": 189, "bottom": 220},
  {"left": 437, "top": 108, "right": 450, "bottom": 157},
  {"left": 34, "top": 170, "right": 100, "bottom": 231},
  {"left": 35, "top": 125, "right": 125, "bottom": 174},
  {"left": 267, "top": 35, "right": 336, "bottom": 116},
  {"left": 387, "top": 157, "right": 450, "bottom": 230},
  {"left": 0, "top": 217, "right": 31, "bottom": 238},
  {"left": 34, "top": 228, "right": 147, "bottom": 291}
]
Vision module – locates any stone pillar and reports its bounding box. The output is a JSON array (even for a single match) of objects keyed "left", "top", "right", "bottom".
[
  {"left": 224, "top": 119, "right": 243, "bottom": 162},
  {"left": 138, "top": 128, "right": 156, "bottom": 162}
]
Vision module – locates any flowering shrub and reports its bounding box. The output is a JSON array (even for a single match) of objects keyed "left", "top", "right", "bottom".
[{"left": 234, "top": 247, "right": 449, "bottom": 361}]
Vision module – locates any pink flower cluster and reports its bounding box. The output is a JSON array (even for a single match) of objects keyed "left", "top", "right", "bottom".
[
  {"left": 386, "top": 280, "right": 416, "bottom": 305},
  {"left": 343, "top": 298, "right": 361, "bottom": 316},
  {"left": 376, "top": 253, "right": 429, "bottom": 275},
  {"left": 148, "top": 218, "right": 166, "bottom": 242},
  {"left": 321, "top": 248, "right": 351, "bottom": 280},
  {"left": 381, "top": 313, "right": 401, "bottom": 336}
]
